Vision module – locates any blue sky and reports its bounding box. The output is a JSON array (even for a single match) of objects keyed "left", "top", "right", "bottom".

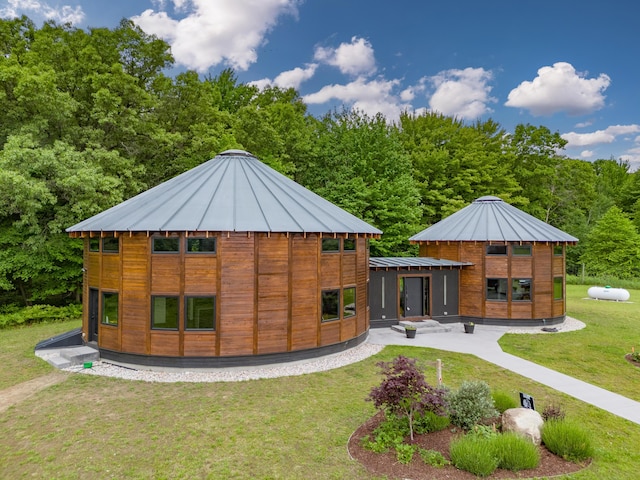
[{"left": 2, "top": 0, "right": 639, "bottom": 168}]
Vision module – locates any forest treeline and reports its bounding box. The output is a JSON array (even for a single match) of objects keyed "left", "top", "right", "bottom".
[{"left": 1, "top": 17, "right": 640, "bottom": 306}]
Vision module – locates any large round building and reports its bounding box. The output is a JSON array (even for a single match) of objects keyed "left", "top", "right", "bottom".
[
  {"left": 66, "top": 150, "right": 381, "bottom": 367},
  {"left": 409, "top": 196, "right": 578, "bottom": 326}
]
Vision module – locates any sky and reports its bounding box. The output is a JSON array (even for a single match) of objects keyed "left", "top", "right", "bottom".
[{"left": 2, "top": 0, "right": 640, "bottom": 169}]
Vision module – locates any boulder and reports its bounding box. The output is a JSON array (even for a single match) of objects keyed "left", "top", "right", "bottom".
[{"left": 501, "top": 408, "right": 544, "bottom": 445}]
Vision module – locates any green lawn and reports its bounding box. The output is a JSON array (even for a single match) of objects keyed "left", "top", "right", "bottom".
[{"left": 1, "top": 293, "right": 640, "bottom": 478}]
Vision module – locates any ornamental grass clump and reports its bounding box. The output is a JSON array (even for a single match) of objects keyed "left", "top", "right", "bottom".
[
  {"left": 492, "top": 432, "right": 540, "bottom": 471},
  {"left": 447, "top": 380, "right": 499, "bottom": 430},
  {"left": 491, "top": 389, "right": 518, "bottom": 413},
  {"left": 449, "top": 434, "right": 498, "bottom": 477},
  {"left": 542, "top": 419, "right": 594, "bottom": 462},
  {"left": 368, "top": 355, "right": 448, "bottom": 441}
]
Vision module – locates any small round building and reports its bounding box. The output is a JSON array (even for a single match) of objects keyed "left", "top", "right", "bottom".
[
  {"left": 409, "top": 196, "right": 578, "bottom": 326},
  {"left": 66, "top": 150, "right": 381, "bottom": 367}
]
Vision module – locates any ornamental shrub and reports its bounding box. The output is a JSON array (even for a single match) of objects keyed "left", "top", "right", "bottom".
[
  {"left": 413, "top": 410, "right": 450, "bottom": 435},
  {"left": 418, "top": 448, "right": 449, "bottom": 467},
  {"left": 450, "top": 434, "right": 498, "bottom": 477},
  {"left": 492, "top": 432, "right": 540, "bottom": 471},
  {"left": 360, "top": 415, "right": 408, "bottom": 453},
  {"left": 542, "top": 420, "right": 594, "bottom": 462},
  {"left": 447, "top": 380, "right": 498, "bottom": 430},
  {"left": 368, "top": 355, "right": 448, "bottom": 440}
]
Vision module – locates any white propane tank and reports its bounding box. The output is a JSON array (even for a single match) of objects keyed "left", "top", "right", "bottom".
[{"left": 587, "top": 286, "right": 630, "bottom": 302}]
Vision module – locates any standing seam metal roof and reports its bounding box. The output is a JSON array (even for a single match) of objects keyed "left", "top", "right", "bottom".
[
  {"left": 66, "top": 150, "right": 382, "bottom": 235},
  {"left": 369, "top": 257, "right": 472, "bottom": 268},
  {"left": 409, "top": 196, "right": 578, "bottom": 243}
]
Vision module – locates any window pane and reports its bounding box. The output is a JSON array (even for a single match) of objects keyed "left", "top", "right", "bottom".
[
  {"left": 321, "top": 289, "right": 340, "bottom": 321},
  {"left": 486, "top": 245, "right": 507, "bottom": 255},
  {"left": 343, "top": 239, "right": 356, "bottom": 251},
  {"left": 343, "top": 287, "right": 356, "bottom": 317},
  {"left": 322, "top": 238, "right": 340, "bottom": 252},
  {"left": 554, "top": 277, "right": 563, "bottom": 299},
  {"left": 486, "top": 278, "right": 508, "bottom": 301},
  {"left": 89, "top": 238, "right": 100, "bottom": 252},
  {"left": 187, "top": 237, "right": 216, "bottom": 253},
  {"left": 512, "top": 245, "right": 531, "bottom": 256},
  {"left": 186, "top": 297, "right": 215, "bottom": 329},
  {"left": 512, "top": 279, "right": 532, "bottom": 301},
  {"left": 102, "top": 237, "right": 119, "bottom": 253},
  {"left": 152, "top": 296, "right": 179, "bottom": 329},
  {"left": 554, "top": 245, "right": 563, "bottom": 256},
  {"left": 102, "top": 292, "right": 118, "bottom": 325},
  {"left": 153, "top": 237, "right": 180, "bottom": 252}
]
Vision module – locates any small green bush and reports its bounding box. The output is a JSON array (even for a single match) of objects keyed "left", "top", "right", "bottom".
[
  {"left": 447, "top": 380, "right": 499, "bottom": 430},
  {"left": 418, "top": 448, "right": 449, "bottom": 467},
  {"left": 492, "top": 432, "right": 540, "bottom": 471},
  {"left": 413, "top": 410, "right": 450, "bottom": 434},
  {"left": 0, "top": 304, "right": 82, "bottom": 329},
  {"left": 361, "top": 416, "right": 409, "bottom": 453},
  {"left": 395, "top": 443, "right": 416, "bottom": 464},
  {"left": 542, "top": 420, "right": 594, "bottom": 462},
  {"left": 492, "top": 390, "right": 518, "bottom": 413},
  {"left": 450, "top": 434, "right": 498, "bottom": 477}
]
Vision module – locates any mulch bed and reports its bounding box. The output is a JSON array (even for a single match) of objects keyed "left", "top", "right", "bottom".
[
  {"left": 348, "top": 412, "right": 589, "bottom": 479},
  {"left": 625, "top": 354, "right": 640, "bottom": 367}
]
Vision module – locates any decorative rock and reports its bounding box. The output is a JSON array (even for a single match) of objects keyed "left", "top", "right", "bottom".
[{"left": 501, "top": 408, "right": 544, "bottom": 445}]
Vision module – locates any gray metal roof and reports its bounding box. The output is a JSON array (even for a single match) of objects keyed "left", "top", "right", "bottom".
[
  {"left": 409, "top": 196, "right": 578, "bottom": 243},
  {"left": 67, "top": 150, "right": 382, "bottom": 235},
  {"left": 369, "top": 257, "right": 472, "bottom": 269}
]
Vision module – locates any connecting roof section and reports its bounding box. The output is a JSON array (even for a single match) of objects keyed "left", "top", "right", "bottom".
[
  {"left": 409, "top": 196, "right": 578, "bottom": 243},
  {"left": 67, "top": 150, "right": 382, "bottom": 236},
  {"left": 369, "top": 257, "right": 472, "bottom": 269}
]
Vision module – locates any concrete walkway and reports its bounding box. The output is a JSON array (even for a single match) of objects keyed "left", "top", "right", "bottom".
[{"left": 367, "top": 323, "right": 640, "bottom": 426}]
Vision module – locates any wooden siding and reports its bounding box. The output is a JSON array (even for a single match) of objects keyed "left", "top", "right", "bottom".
[
  {"left": 85, "top": 231, "right": 370, "bottom": 358},
  {"left": 458, "top": 244, "right": 484, "bottom": 317}
]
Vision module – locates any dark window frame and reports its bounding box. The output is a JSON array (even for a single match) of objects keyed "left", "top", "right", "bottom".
[
  {"left": 486, "top": 245, "right": 507, "bottom": 255},
  {"left": 89, "top": 237, "right": 100, "bottom": 252},
  {"left": 152, "top": 236, "right": 180, "bottom": 253},
  {"left": 186, "top": 237, "right": 217, "bottom": 254},
  {"left": 321, "top": 289, "right": 340, "bottom": 322},
  {"left": 101, "top": 291, "right": 119, "bottom": 326},
  {"left": 512, "top": 245, "right": 532, "bottom": 256},
  {"left": 511, "top": 278, "right": 532, "bottom": 301},
  {"left": 102, "top": 236, "right": 119, "bottom": 253},
  {"left": 343, "top": 238, "right": 356, "bottom": 252},
  {"left": 321, "top": 238, "right": 340, "bottom": 253},
  {"left": 343, "top": 287, "right": 356, "bottom": 318},
  {"left": 554, "top": 245, "right": 564, "bottom": 256},
  {"left": 185, "top": 296, "right": 216, "bottom": 330},
  {"left": 151, "top": 295, "right": 179, "bottom": 330},
  {"left": 486, "top": 278, "right": 508, "bottom": 301},
  {"left": 553, "top": 276, "right": 564, "bottom": 300}
]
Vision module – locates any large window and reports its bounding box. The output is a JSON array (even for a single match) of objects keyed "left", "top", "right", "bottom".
[
  {"left": 321, "top": 238, "right": 340, "bottom": 252},
  {"left": 486, "top": 245, "right": 507, "bottom": 255},
  {"left": 152, "top": 296, "right": 179, "bottom": 329},
  {"left": 512, "top": 278, "right": 532, "bottom": 301},
  {"left": 554, "top": 277, "right": 563, "bottom": 300},
  {"left": 187, "top": 237, "right": 216, "bottom": 253},
  {"left": 102, "top": 237, "right": 119, "bottom": 253},
  {"left": 102, "top": 292, "right": 118, "bottom": 325},
  {"left": 185, "top": 297, "right": 216, "bottom": 330},
  {"left": 512, "top": 245, "right": 532, "bottom": 256},
  {"left": 153, "top": 237, "right": 180, "bottom": 253},
  {"left": 486, "top": 278, "right": 508, "bottom": 301},
  {"left": 321, "top": 289, "right": 340, "bottom": 321},
  {"left": 343, "top": 287, "right": 356, "bottom": 318}
]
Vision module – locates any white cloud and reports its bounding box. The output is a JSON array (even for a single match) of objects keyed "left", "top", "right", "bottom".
[
  {"left": 303, "top": 77, "right": 409, "bottom": 120},
  {"left": 580, "top": 150, "right": 594, "bottom": 159},
  {"left": 562, "top": 124, "right": 640, "bottom": 147},
  {"left": 313, "top": 36, "right": 376, "bottom": 77},
  {"left": 574, "top": 120, "right": 593, "bottom": 128},
  {"left": 505, "top": 62, "right": 610, "bottom": 116},
  {"left": 0, "top": 0, "right": 84, "bottom": 23},
  {"left": 427, "top": 67, "right": 496, "bottom": 119},
  {"left": 132, "top": 0, "right": 299, "bottom": 72},
  {"left": 251, "top": 63, "right": 318, "bottom": 90}
]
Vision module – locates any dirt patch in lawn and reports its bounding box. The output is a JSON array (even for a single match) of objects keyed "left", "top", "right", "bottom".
[
  {"left": 348, "top": 412, "right": 589, "bottom": 480},
  {"left": 0, "top": 372, "right": 68, "bottom": 413}
]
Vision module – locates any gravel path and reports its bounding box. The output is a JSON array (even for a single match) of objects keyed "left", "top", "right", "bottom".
[{"left": 62, "top": 317, "right": 585, "bottom": 383}]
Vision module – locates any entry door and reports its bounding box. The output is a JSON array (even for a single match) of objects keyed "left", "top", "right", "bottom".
[
  {"left": 400, "top": 277, "right": 430, "bottom": 318},
  {"left": 88, "top": 288, "right": 99, "bottom": 342}
]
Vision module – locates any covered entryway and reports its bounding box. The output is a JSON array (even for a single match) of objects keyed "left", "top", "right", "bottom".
[{"left": 399, "top": 276, "right": 430, "bottom": 318}]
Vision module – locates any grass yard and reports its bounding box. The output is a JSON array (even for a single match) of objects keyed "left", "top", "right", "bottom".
[
  {"left": 500, "top": 284, "right": 640, "bottom": 401},
  {"left": 1, "top": 291, "right": 640, "bottom": 478}
]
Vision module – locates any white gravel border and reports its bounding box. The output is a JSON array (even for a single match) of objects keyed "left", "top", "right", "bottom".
[{"left": 63, "top": 317, "right": 586, "bottom": 383}]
